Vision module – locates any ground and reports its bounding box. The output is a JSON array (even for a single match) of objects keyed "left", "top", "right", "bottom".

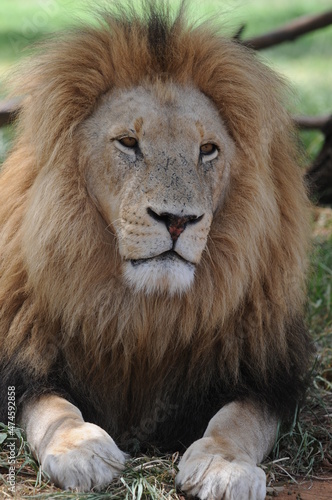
[{"left": 270, "top": 479, "right": 332, "bottom": 499}]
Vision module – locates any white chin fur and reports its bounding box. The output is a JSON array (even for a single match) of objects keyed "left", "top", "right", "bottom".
[{"left": 123, "top": 256, "right": 195, "bottom": 295}]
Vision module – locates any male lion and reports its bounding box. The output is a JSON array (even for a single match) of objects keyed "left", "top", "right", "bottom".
[{"left": 0, "top": 2, "right": 313, "bottom": 498}]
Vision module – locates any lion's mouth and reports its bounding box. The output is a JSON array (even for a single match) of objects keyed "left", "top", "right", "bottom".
[
  {"left": 125, "top": 250, "right": 196, "bottom": 294},
  {"left": 130, "top": 250, "right": 194, "bottom": 267}
]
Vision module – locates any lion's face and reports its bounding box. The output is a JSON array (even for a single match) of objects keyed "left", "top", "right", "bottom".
[{"left": 79, "top": 82, "right": 235, "bottom": 294}]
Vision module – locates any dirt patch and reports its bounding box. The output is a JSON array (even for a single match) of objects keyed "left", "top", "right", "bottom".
[{"left": 267, "top": 479, "right": 332, "bottom": 499}]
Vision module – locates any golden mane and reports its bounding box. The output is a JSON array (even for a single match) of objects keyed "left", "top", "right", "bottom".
[{"left": 0, "top": 1, "right": 312, "bottom": 446}]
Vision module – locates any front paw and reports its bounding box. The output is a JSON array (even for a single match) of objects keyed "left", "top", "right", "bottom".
[
  {"left": 41, "top": 422, "right": 127, "bottom": 491},
  {"left": 176, "top": 437, "right": 266, "bottom": 500}
]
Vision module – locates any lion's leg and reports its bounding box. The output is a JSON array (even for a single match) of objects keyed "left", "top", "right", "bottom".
[
  {"left": 176, "top": 400, "right": 278, "bottom": 500},
  {"left": 20, "top": 394, "right": 127, "bottom": 491}
]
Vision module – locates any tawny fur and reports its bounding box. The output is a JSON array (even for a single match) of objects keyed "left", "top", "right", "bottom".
[{"left": 0, "top": 2, "right": 311, "bottom": 446}]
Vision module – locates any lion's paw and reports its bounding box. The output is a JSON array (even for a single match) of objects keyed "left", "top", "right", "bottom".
[
  {"left": 176, "top": 438, "right": 266, "bottom": 500},
  {"left": 41, "top": 422, "right": 127, "bottom": 491}
]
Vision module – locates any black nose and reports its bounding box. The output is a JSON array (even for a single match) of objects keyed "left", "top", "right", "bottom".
[{"left": 147, "top": 208, "right": 204, "bottom": 242}]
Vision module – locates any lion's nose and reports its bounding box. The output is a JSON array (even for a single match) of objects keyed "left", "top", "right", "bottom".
[{"left": 147, "top": 208, "right": 204, "bottom": 242}]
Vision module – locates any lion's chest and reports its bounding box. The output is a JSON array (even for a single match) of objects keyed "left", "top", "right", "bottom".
[{"left": 63, "top": 348, "right": 231, "bottom": 452}]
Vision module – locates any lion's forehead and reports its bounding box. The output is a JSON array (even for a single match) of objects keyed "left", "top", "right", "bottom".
[
  {"left": 82, "top": 82, "right": 236, "bottom": 204},
  {"left": 95, "top": 83, "right": 229, "bottom": 149}
]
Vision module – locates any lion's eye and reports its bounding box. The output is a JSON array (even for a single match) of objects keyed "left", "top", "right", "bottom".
[
  {"left": 119, "top": 137, "right": 138, "bottom": 149},
  {"left": 200, "top": 143, "right": 219, "bottom": 162},
  {"left": 200, "top": 143, "right": 217, "bottom": 155}
]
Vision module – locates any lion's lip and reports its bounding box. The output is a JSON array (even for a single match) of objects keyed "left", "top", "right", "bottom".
[{"left": 130, "top": 250, "right": 195, "bottom": 267}]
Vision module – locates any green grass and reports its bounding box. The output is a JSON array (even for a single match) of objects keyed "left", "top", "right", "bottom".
[
  {"left": 0, "top": 1, "right": 332, "bottom": 498},
  {"left": 0, "top": 0, "right": 87, "bottom": 77},
  {"left": 309, "top": 241, "right": 332, "bottom": 334}
]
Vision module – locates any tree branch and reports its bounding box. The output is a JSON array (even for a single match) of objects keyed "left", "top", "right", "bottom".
[
  {"left": 294, "top": 114, "right": 332, "bottom": 132},
  {"left": 243, "top": 10, "right": 332, "bottom": 50}
]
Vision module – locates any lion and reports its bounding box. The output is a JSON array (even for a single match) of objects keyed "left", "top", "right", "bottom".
[{"left": 0, "top": 2, "right": 313, "bottom": 498}]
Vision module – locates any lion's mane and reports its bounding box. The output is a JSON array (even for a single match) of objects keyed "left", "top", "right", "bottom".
[{"left": 0, "top": 2, "right": 312, "bottom": 449}]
